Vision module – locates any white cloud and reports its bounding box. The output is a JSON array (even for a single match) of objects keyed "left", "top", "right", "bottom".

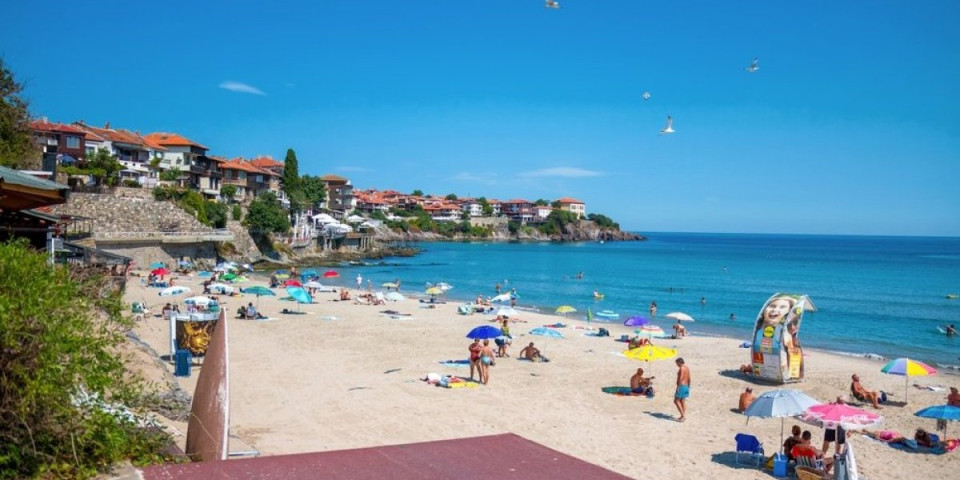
[
  {"left": 519, "top": 167, "right": 603, "bottom": 178},
  {"left": 218, "top": 81, "right": 266, "bottom": 96}
]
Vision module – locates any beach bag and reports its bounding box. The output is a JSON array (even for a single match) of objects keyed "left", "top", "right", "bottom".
[
  {"left": 879, "top": 391, "right": 888, "bottom": 404},
  {"left": 597, "top": 328, "right": 610, "bottom": 337}
]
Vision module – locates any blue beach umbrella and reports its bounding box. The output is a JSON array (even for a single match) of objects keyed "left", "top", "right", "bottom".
[
  {"left": 466, "top": 325, "right": 502, "bottom": 339},
  {"left": 301, "top": 269, "right": 318, "bottom": 280},
  {"left": 149, "top": 261, "right": 165, "bottom": 269},
  {"left": 197, "top": 271, "right": 212, "bottom": 277},
  {"left": 530, "top": 327, "right": 564, "bottom": 338},
  {"left": 915, "top": 405, "right": 960, "bottom": 438},
  {"left": 285, "top": 286, "right": 313, "bottom": 313},
  {"left": 623, "top": 315, "right": 650, "bottom": 327},
  {"left": 243, "top": 286, "right": 276, "bottom": 297}
]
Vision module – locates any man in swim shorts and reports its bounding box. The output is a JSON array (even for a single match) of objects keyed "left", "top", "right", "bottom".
[
  {"left": 630, "top": 367, "right": 654, "bottom": 395},
  {"left": 674, "top": 357, "right": 690, "bottom": 422}
]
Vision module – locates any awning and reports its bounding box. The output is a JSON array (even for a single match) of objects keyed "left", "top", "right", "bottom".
[{"left": 0, "top": 165, "right": 70, "bottom": 210}]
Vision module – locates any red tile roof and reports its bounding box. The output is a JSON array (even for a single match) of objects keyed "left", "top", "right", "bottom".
[
  {"left": 249, "top": 156, "right": 283, "bottom": 168},
  {"left": 555, "top": 197, "right": 584, "bottom": 204},
  {"left": 144, "top": 132, "right": 208, "bottom": 150},
  {"left": 30, "top": 119, "right": 87, "bottom": 135},
  {"left": 503, "top": 199, "right": 531, "bottom": 204},
  {"left": 321, "top": 174, "right": 348, "bottom": 182},
  {"left": 207, "top": 155, "right": 228, "bottom": 163},
  {"left": 72, "top": 123, "right": 168, "bottom": 151}
]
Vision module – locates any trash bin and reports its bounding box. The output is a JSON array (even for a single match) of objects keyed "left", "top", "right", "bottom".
[
  {"left": 772, "top": 453, "right": 788, "bottom": 477},
  {"left": 174, "top": 349, "right": 192, "bottom": 377}
]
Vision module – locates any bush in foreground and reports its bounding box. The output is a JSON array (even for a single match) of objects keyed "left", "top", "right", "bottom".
[{"left": 0, "top": 240, "right": 173, "bottom": 478}]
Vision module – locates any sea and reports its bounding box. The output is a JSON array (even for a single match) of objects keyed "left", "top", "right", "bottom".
[{"left": 308, "top": 233, "right": 960, "bottom": 370}]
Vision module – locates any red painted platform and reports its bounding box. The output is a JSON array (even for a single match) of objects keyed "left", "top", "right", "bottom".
[{"left": 141, "top": 433, "right": 632, "bottom": 479}]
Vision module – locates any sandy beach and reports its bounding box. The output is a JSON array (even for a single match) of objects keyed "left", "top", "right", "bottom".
[{"left": 124, "top": 272, "right": 958, "bottom": 479}]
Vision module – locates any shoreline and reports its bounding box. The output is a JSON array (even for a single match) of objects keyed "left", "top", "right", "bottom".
[{"left": 124, "top": 270, "right": 959, "bottom": 479}]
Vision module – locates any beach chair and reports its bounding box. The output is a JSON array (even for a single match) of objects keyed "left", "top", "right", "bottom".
[
  {"left": 795, "top": 466, "right": 826, "bottom": 480},
  {"left": 734, "top": 433, "right": 765, "bottom": 467}
]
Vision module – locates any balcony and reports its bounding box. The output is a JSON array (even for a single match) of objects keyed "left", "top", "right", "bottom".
[{"left": 222, "top": 178, "right": 246, "bottom": 187}]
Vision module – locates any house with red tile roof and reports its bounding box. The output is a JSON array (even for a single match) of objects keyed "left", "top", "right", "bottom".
[
  {"left": 319, "top": 174, "right": 355, "bottom": 219},
  {"left": 143, "top": 132, "right": 223, "bottom": 195},
  {"left": 220, "top": 158, "right": 281, "bottom": 201},
  {"left": 555, "top": 197, "right": 586, "bottom": 218},
  {"left": 30, "top": 118, "right": 88, "bottom": 166},
  {"left": 500, "top": 199, "right": 535, "bottom": 223},
  {"left": 73, "top": 122, "right": 163, "bottom": 165},
  {"left": 423, "top": 202, "right": 462, "bottom": 222}
]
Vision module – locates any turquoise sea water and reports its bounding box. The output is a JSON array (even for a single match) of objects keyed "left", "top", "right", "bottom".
[{"left": 310, "top": 233, "right": 960, "bottom": 368}]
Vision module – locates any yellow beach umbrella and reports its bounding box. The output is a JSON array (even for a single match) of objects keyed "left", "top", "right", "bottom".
[
  {"left": 425, "top": 286, "right": 444, "bottom": 295},
  {"left": 555, "top": 305, "right": 577, "bottom": 315},
  {"left": 623, "top": 345, "right": 677, "bottom": 362}
]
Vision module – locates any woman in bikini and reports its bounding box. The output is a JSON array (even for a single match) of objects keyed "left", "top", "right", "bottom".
[{"left": 468, "top": 339, "right": 482, "bottom": 381}]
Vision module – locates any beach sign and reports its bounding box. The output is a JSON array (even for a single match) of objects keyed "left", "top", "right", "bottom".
[{"left": 750, "top": 293, "right": 816, "bottom": 384}]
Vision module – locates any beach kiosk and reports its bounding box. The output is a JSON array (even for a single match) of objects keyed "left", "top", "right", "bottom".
[
  {"left": 749, "top": 293, "right": 816, "bottom": 384},
  {"left": 169, "top": 311, "right": 220, "bottom": 359}
]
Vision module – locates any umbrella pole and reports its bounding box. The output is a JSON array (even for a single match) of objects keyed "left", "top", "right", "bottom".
[
  {"left": 780, "top": 417, "right": 785, "bottom": 454},
  {"left": 905, "top": 375, "right": 909, "bottom": 403}
]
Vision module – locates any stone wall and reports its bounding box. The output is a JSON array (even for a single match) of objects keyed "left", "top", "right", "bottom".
[
  {"left": 51, "top": 190, "right": 215, "bottom": 235},
  {"left": 93, "top": 242, "right": 220, "bottom": 271}
]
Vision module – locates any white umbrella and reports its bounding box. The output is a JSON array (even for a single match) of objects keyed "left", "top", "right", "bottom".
[
  {"left": 665, "top": 312, "right": 695, "bottom": 322},
  {"left": 303, "top": 281, "right": 324, "bottom": 289},
  {"left": 159, "top": 286, "right": 190, "bottom": 297},
  {"left": 490, "top": 293, "right": 512, "bottom": 303},
  {"left": 346, "top": 214, "right": 366, "bottom": 224},
  {"left": 496, "top": 307, "right": 519, "bottom": 317},
  {"left": 207, "top": 283, "right": 235, "bottom": 295},
  {"left": 743, "top": 389, "right": 822, "bottom": 451},
  {"left": 385, "top": 292, "right": 405, "bottom": 302},
  {"left": 183, "top": 296, "right": 212, "bottom": 306}
]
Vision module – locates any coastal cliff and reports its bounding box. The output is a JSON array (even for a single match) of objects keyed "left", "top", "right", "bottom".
[{"left": 369, "top": 219, "right": 645, "bottom": 243}]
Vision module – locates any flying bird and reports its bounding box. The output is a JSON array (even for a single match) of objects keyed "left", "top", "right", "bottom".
[
  {"left": 660, "top": 116, "right": 675, "bottom": 135},
  {"left": 545, "top": 0, "right": 560, "bottom": 9},
  {"left": 641, "top": 91, "right": 651, "bottom": 101},
  {"left": 745, "top": 57, "right": 759, "bottom": 73}
]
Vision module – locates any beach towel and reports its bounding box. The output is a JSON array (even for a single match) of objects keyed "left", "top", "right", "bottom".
[
  {"left": 602, "top": 386, "right": 653, "bottom": 398},
  {"left": 438, "top": 360, "right": 471, "bottom": 368},
  {"left": 543, "top": 323, "right": 567, "bottom": 328}
]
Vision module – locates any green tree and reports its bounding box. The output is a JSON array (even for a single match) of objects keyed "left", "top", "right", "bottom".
[
  {"left": 219, "top": 184, "right": 237, "bottom": 201},
  {"left": 587, "top": 213, "right": 619, "bottom": 230},
  {"left": 0, "top": 240, "right": 174, "bottom": 478},
  {"left": 0, "top": 59, "right": 38, "bottom": 169},
  {"left": 411, "top": 189, "right": 423, "bottom": 197},
  {"left": 445, "top": 193, "right": 457, "bottom": 201},
  {"left": 281, "top": 148, "right": 303, "bottom": 214},
  {"left": 478, "top": 197, "right": 493, "bottom": 216},
  {"left": 538, "top": 209, "right": 579, "bottom": 235},
  {"left": 244, "top": 191, "right": 291, "bottom": 234},
  {"left": 159, "top": 167, "right": 181, "bottom": 182},
  {"left": 300, "top": 175, "right": 327, "bottom": 210},
  {"left": 534, "top": 198, "right": 550, "bottom": 206},
  {"left": 231, "top": 203, "right": 242, "bottom": 221},
  {"left": 85, "top": 147, "right": 123, "bottom": 186}
]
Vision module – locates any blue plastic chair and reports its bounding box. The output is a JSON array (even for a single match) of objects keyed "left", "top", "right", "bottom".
[{"left": 734, "top": 433, "right": 765, "bottom": 467}]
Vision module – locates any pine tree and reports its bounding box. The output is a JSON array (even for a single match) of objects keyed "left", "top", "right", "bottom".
[{"left": 0, "top": 59, "right": 38, "bottom": 169}]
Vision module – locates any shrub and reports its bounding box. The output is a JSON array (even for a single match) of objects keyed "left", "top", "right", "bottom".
[
  {"left": 0, "top": 240, "right": 173, "bottom": 478},
  {"left": 231, "top": 204, "right": 242, "bottom": 221},
  {"left": 121, "top": 179, "right": 141, "bottom": 188}
]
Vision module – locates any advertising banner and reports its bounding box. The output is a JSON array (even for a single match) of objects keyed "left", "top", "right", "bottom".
[{"left": 750, "top": 293, "right": 816, "bottom": 383}]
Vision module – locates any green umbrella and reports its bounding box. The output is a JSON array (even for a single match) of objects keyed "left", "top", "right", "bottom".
[
  {"left": 242, "top": 286, "right": 275, "bottom": 307},
  {"left": 221, "top": 273, "right": 238, "bottom": 281}
]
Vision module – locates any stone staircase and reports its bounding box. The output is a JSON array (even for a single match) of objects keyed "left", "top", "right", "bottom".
[{"left": 51, "top": 189, "right": 215, "bottom": 237}]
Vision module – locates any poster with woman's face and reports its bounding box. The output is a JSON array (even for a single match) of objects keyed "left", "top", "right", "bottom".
[{"left": 751, "top": 293, "right": 808, "bottom": 383}]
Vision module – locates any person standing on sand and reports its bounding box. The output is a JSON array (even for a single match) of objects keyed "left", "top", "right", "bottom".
[
  {"left": 480, "top": 339, "right": 496, "bottom": 384},
  {"left": 468, "top": 339, "right": 482, "bottom": 380},
  {"left": 674, "top": 357, "right": 690, "bottom": 422}
]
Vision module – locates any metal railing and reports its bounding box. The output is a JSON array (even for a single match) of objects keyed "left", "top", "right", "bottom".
[{"left": 95, "top": 229, "right": 234, "bottom": 241}]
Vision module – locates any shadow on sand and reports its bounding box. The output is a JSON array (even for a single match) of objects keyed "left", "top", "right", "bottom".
[{"left": 710, "top": 452, "right": 770, "bottom": 472}]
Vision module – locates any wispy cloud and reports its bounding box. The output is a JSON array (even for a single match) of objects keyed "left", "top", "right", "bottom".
[
  {"left": 518, "top": 167, "right": 603, "bottom": 178},
  {"left": 338, "top": 166, "right": 373, "bottom": 173},
  {"left": 218, "top": 81, "right": 266, "bottom": 96},
  {"left": 451, "top": 172, "right": 498, "bottom": 184}
]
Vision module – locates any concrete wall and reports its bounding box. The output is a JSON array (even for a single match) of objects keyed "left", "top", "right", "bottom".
[
  {"left": 93, "top": 242, "right": 219, "bottom": 269},
  {"left": 469, "top": 216, "right": 509, "bottom": 228}
]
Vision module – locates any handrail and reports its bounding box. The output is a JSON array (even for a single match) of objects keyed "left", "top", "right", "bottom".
[{"left": 95, "top": 229, "right": 234, "bottom": 240}]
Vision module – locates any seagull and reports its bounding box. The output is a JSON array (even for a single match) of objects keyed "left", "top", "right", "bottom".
[
  {"left": 745, "top": 57, "right": 759, "bottom": 73},
  {"left": 545, "top": 0, "right": 560, "bottom": 9},
  {"left": 659, "top": 116, "right": 675, "bottom": 135},
  {"left": 641, "top": 91, "right": 651, "bottom": 101}
]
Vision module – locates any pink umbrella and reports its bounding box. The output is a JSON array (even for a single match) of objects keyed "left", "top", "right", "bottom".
[
  {"left": 283, "top": 279, "right": 302, "bottom": 287},
  {"left": 323, "top": 270, "right": 340, "bottom": 278},
  {"left": 151, "top": 267, "right": 170, "bottom": 276},
  {"left": 799, "top": 403, "right": 883, "bottom": 430}
]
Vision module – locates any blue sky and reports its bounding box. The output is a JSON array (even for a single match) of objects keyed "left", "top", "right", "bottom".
[{"left": 3, "top": 1, "right": 959, "bottom": 236}]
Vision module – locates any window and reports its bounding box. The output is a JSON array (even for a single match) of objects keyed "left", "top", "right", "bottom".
[{"left": 65, "top": 136, "right": 80, "bottom": 148}]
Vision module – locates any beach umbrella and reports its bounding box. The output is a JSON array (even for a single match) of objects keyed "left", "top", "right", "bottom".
[
  {"left": 151, "top": 267, "right": 171, "bottom": 276},
  {"left": 197, "top": 271, "right": 212, "bottom": 277},
  {"left": 622, "top": 345, "right": 677, "bottom": 362},
  {"left": 382, "top": 282, "right": 398, "bottom": 289},
  {"left": 283, "top": 279, "right": 303, "bottom": 288},
  {"left": 665, "top": 312, "right": 695, "bottom": 322},
  {"left": 799, "top": 403, "right": 883, "bottom": 430},
  {"left": 221, "top": 273, "right": 238, "bottom": 281},
  {"left": 490, "top": 293, "right": 512, "bottom": 303},
  {"left": 207, "top": 283, "right": 235, "bottom": 295},
  {"left": 881, "top": 358, "right": 937, "bottom": 402},
  {"left": 303, "top": 281, "right": 324, "bottom": 289},
  {"left": 634, "top": 325, "right": 668, "bottom": 338},
  {"left": 232, "top": 275, "right": 249, "bottom": 283},
  {"left": 273, "top": 273, "right": 290, "bottom": 280},
  {"left": 530, "top": 327, "right": 564, "bottom": 338},
  {"left": 285, "top": 286, "right": 313, "bottom": 312},
  {"left": 623, "top": 315, "right": 650, "bottom": 327},
  {"left": 149, "top": 261, "right": 165, "bottom": 269},
  {"left": 555, "top": 305, "right": 576, "bottom": 316},
  {"left": 159, "top": 286, "right": 190, "bottom": 297},
  {"left": 914, "top": 405, "right": 960, "bottom": 438},
  {"left": 300, "top": 269, "right": 318, "bottom": 279},
  {"left": 496, "top": 306, "right": 519, "bottom": 317},
  {"left": 466, "top": 325, "right": 502, "bottom": 339},
  {"left": 243, "top": 286, "right": 275, "bottom": 297},
  {"left": 743, "top": 389, "right": 822, "bottom": 450},
  {"left": 385, "top": 292, "right": 405, "bottom": 302},
  {"left": 425, "top": 286, "right": 444, "bottom": 296},
  {"left": 178, "top": 260, "right": 193, "bottom": 267},
  {"left": 323, "top": 270, "right": 340, "bottom": 278},
  {"left": 183, "top": 296, "right": 212, "bottom": 306}
]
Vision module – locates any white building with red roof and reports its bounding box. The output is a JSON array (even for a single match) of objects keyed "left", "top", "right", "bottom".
[{"left": 555, "top": 197, "right": 586, "bottom": 219}]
